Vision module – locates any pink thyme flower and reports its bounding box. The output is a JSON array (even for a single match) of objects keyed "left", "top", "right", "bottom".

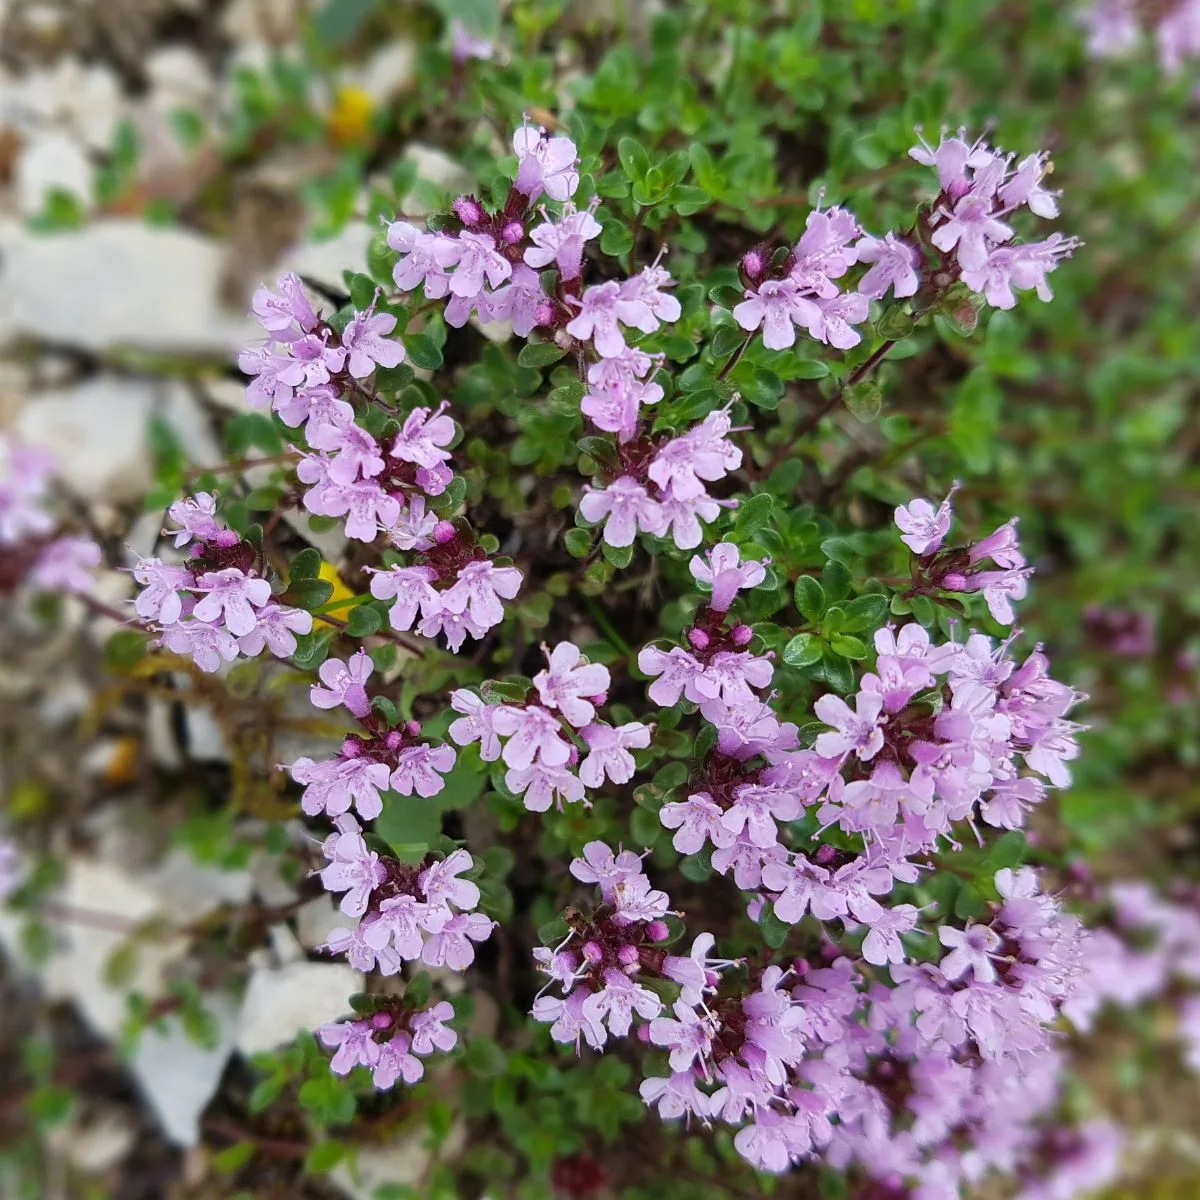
[
  {"left": 513, "top": 122, "right": 580, "bottom": 202},
  {"left": 237, "top": 603, "right": 313, "bottom": 658},
  {"left": 813, "top": 691, "right": 887, "bottom": 761},
  {"left": 166, "top": 492, "right": 220, "bottom": 548},
  {"left": 422, "top": 911, "right": 493, "bottom": 970},
  {"left": 447, "top": 688, "right": 503, "bottom": 760},
  {"left": 159, "top": 619, "right": 240, "bottom": 673},
  {"left": 390, "top": 402, "right": 456, "bottom": 469},
  {"left": 733, "top": 278, "right": 819, "bottom": 351},
  {"left": 533, "top": 642, "right": 611, "bottom": 727},
  {"left": 448, "top": 231, "right": 512, "bottom": 298},
  {"left": 391, "top": 743, "right": 456, "bottom": 798},
  {"left": 419, "top": 849, "right": 480, "bottom": 912},
  {"left": 442, "top": 559, "right": 523, "bottom": 628},
  {"left": 524, "top": 204, "right": 602, "bottom": 280},
  {"left": 30, "top": 535, "right": 101, "bottom": 594},
  {"left": 492, "top": 705, "right": 571, "bottom": 769},
  {"left": 894, "top": 484, "right": 958, "bottom": 554},
  {"left": 337, "top": 300, "right": 406, "bottom": 378},
  {"left": 189, "top": 568, "right": 272, "bottom": 638},
  {"left": 132, "top": 558, "right": 194, "bottom": 625},
  {"left": 369, "top": 564, "right": 441, "bottom": 632},
  {"left": 570, "top": 840, "right": 645, "bottom": 901},
  {"left": 579, "top": 477, "right": 665, "bottom": 547},
  {"left": 309, "top": 650, "right": 374, "bottom": 718},
  {"left": 251, "top": 271, "right": 319, "bottom": 334},
  {"left": 855, "top": 231, "right": 920, "bottom": 299},
  {"left": 566, "top": 281, "right": 627, "bottom": 358},
  {"left": 578, "top": 721, "right": 652, "bottom": 787},
  {"left": 689, "top": 542, "right": 768, "bottom": 611}
]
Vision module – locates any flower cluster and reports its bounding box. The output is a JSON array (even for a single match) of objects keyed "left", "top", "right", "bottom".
[
  {"left": 579, "top": 406, "right": 744, "bottom": 550},
  {"left": 532, "top": 841, "right": 736, "bottom": 1053},
  {"left": 239, "top": 270, "right": 524, "bottom": 650},
  {"left": 0, "top": 436, "right": 101, "bottom": 598},
  {"left": 132, "top": 492, "right": 313, "bottom": 672},
  {"left": 319, "top": 993, "right": 459, "bottom": 1090},
  {"left": 734, "top": 203, "right": 871, "bottom": 351},
  {"left": 447, "top": 642, "right": 650, "bottom": 812},
  {"left": 288, "top": 650, "right": 457, "bottom": 821},
  {"left": 895, "top": 484, "right": 1031, "bottom": 623},
  {"left": 909, "top": 128, "right": 1079, "bottom": 312},
  {"left": 1080, "top": 0, "right": 1200, "bottom": 75},
  {"left": 297, "top": 654, "right": 494, "bottom": 1086}
]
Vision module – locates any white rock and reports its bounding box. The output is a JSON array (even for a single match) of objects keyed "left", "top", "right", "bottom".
[
  {"left": 354, "top": 41, "right": 417, "bottom": 106},
  {"left": 130, "top": 990, "right": 239, "bottom": 1146},
  {"left": 0, "top": 857, "right": 189, "bottom": 1041},
  {"left": 0, "top": 218, "right": 256, "bottom": 355},
  {"left": 251, "top": 851, "right": 300, "bottom": 907},
  {"left": 182, "top": 701, "right": 229, "bottom": 763},
  {"left": 16, "top": 130, "right": 93, "bottom": 215},
  {"left": 280, "top": 220, "right": 372, "bottom": 291},
  {"left": 330, "top": 1120, "right": 467, "bottom": 1200},
  {"left": 295, "top": 895, "right": 344, "bottom": 950},
  {"left": 141, "top": 848, "right": 253, "bottom": 920},
  {"left": 268, "top": 921, "right": 305, "bottom": 965},
  {"left": 15, "top": 377, "right": 154, "bottom": 504},
  {"left": 160, "top": 378, "right": 223, "bottom": 471},
  {"left": 144, "top": 46, "right": 216, "bottom": 110},
  {"left": 235, "top": 961, "right": 361, "bottom": 1057},
  {"left": 220, "top": 0, "right": 302, "bottom": 43},
  {"left": 44, "top": 1107, "right": 138, "bottom": 1174},
  {"left": 146, "top": 698, "right": 185, "bottom": 770}
]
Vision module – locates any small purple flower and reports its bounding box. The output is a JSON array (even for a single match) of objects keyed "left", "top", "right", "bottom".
[
  {"left": 369, "top": 564, "right": 441, "bottom": 632},
  {"left": 566, "top": 281, "right": 627, "bottom": 358},
  {"left": 492, "top": 705, "right": 571, "bottom": 769},
  {"left": 166, "top": 493, "right": 221, "bottom": 548},
  {"left": 855, "top": 231, "right": 920, "bottom": 299},
  {"left": 513, "top": 123, "right": 580, "bottom": 202},
  {"left": 422, "top": 911, "right": 493, "bottom": 970},
  {"left": 237, "top": 603, "right": 313, "bottom": 658},
  {"left": 390, "top": 402, "right": 456, "bottom": 469},
  {"left": 894, "top": 485, "right": 958, "bottom": 555},
  {"left": 578, "top": 721, "right": 652, "bottom": 788},
  {"left": 30, "top": 535, "right": 101, "bottom": 594},
  {"left": 420, "top": 849, "right": 480, "bottom": 912},
  {"left": 309, "top": 650, "right": 374, "bottom": 718},
  {"left": 578, "top": 477, "right": 665, "bottom": 548},
  {"left": 689, "top": 542, "right": 767, "bottom": 611},
  {"left": 160, "top": 618, "right": 240, "bottom": 673},
  {"left": 533, "top": 641, "right": 611, "bottom": 728},
  {"left": 524, "top": 205, "right": 602, "bottom": 280},
  {"left": 442, "top": 559, "right": 523, "bottom": 629},
  {"left": 391, "top": 742, "right": 456, "bottom": 798},
  {"left": 251, "top": 272, "right": 319, "bottom": 334},
  {"left": 813, "top": 691, "right": 886, "bottom": 761},
  {"left": 733, "top": 278, "right": 818, "bottom": 351}
]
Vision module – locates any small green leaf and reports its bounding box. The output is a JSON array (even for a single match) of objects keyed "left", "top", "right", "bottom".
[
  {"left": 564, "top": 528, "right": 593, "bottom": 559},
  {"left": 289, "top": 548, "right": 322, "bottom": 582},
  {"left": 842, "top": 594, "right": 890, "bottom": 631},
  {"left": 602, "top": 541, "right": 634, "bottom": 568},
  {"left": 405, "top": 334, "right": 443, "bottom": 371},
  {"left": 105, "top": 629, "right": 148, "bottom": 670},
  {"left": 830, "top": 634, "right": 868, "bottom": 660},
  {"left": 782, "top": 632, "right": 822, "bottom": 667},
  {"left": 518, "top": 341, "right": 568, "bottom": 368},
  {"left": 304, "top": 1139, "right": 346, "bottom": 1175},
  {"left": 288, "top": 579, "right": 335, "bottom": 611},
  {"left": 344, "top": 604, "right": 382, "bottom": 636},
  {"left": 792, "top": 359, "right": 830, "bottom": 380},
  {"left": 618, "top": 136, "right": 651, "bottom": 182},
  {"left": 794, "top": 575, "right": 825, "bottom": 621}
]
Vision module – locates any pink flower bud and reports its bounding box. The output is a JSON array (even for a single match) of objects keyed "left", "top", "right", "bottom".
[
  {"left": 617, "top": 943, "right": 640, "bottom": 966},
  {"left": 582, "top": 940, "right": 604, "bottom": 964},
  {"left": 741, "top": 249, "right": 765, "bottom": 282},
  {"left": 646, "top": 920, "right": 669, "bottom": 942},
  {"left": 587, "top": 691, "right": 608, "bottom": 707},
  {"left": 501, "top": 220, "right": 525, "bottom": 245},
  {"left": 341, "top": 737, "right": 363, "bottom": 758},
  {"left": 731, "top": 624, "right": 753, "bottom": 646},
  {"left": 406, "top": 720, "right": 422, "bottom": 736},
  {"left": 434, "top": 521, "right": 457, "bottom": 545},
  {"left": 688, "top": 628, "right": 710, "bottom": 651},
  {"left": 213, "top": 529, "right": 241, "bottom": 548},
  {"left": 636, "top": 1022, "right": 651, "bottom": 1043},
  {"left": 371, "top": 1011, "right": 394, "bottom": 1030},
  {"left": 453, "top": 195, "right": 484, "bottom": 226},
  {"left": 385, "top": 730, "right": 403, "bottom": 751}
]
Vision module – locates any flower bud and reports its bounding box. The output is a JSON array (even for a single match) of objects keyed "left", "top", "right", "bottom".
[
  {"left": 453, "top": 195, "right": 484, "bottom": 226},
  {"left": 501, "top": 220, "right": 525, "bottom": 246},
  {"left": 646, "top": 920, "right": 670, "bottom": 942},
  {"left": 688, "top": 628, "right": 710, "bottom": 651},
  {"left": 371, "top": 1011, "right": 394, "bottom": 1030},
  {"left": 731, "top": 624, "right": 753, "bottom": 646},
  {"left": 582, "top": 940, "right": 604, "bottom": 964},
  {"left": 341, "top": 737, "right": 363, "bottom": 758},
  {"left": 434, "top": 521, "right": 457, "bottom": 545},
  {"left": 385, "top": 730, "right": 403, "bottom": 751},
  {"left": 617, "top": 943, "right": 640, "bottom": 967},
  {"left": 406, "top": 720, "right": 422, "bottom": 736}
]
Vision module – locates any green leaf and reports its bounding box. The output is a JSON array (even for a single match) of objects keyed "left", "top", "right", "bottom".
[
  {"left": 288, "top": 578, "right": 335, "bottom": 611},
  {"left": 733, "top": 492, "right": 774, "bottom": 537},
  {"left": 618, "top": 136, "right": 650, "bottom": 182},
  {"left": 105, "top": 629, "right": 148, "bottom": 670},
  {"left": 709, "top": 284, "right": 744, "bottom": 310},
  {"left": 842, "top": 593, "right": 890, "bottom": 631},
  {"left": 600, "top": 221, "right": 634, "bottom": 257},
  {"left": 791, "top": 359, "right": 830, "bottom": 380},
  {"left": 830, "top": 634, "right": 868, "bottom": 660},
  {"left": 371, "top": 696, "right": 400, "bottom": 726},
  {"left": 518, "top": 341, "right": 568, "bottom": 368},
  {"left": 844, "top": 379, "right": 882, "bottom": 423},
  {"left": 564, "top": 528, "right": 593, "bottom": 559},
  {"left": 213, "top": 1141, "right": 256, "bottom": 1174},
  {"left": 288, "top": 548, "right": 322, "bottom": 582},
  {"left": 793, "top": 575, "right": 825, "bottom": 621},
  {"left": 821, "top": 559, "right": 852, "bottom": 601},
  {"left": 248, "top": 1076, "right": 283, "bottom": 1114},
  {"left": 376, "top": 791, "right": 442, "bottom": 861},
  {"left": 875, "top": 307, "right": 915, "bottom": 340},
  {"left": 344, "top": 604, "right": 382, "bottom": 637},
  {"left": 819, "top": 649, "right": 857, "bottom": 693},
  {"left": 405, "top": 334, "right": 443, "bottom": 371},
  {"left": 291, "top": 630, "right": 333, "bottom": 671},
  {"left": 782, "top": 632, "right": 822, "bottom": 667},
  {"left": 602, "top": 541, "right": 634, "bottom": 568},
  {"left": 304, "top": 1139, "right": 346, "bottom": 1175},
  {"left": 761, "top": 905, "right": 791, "bottom": 949}
]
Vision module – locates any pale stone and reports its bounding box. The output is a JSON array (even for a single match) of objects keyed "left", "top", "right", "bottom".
[
  {"left": 0, "top": 219, "right": 256, "bottom": 355},
  {"left": 401, "top": 144, "right": 473, "bottom": 215},
  {"left": 141, "top": 848, "right": 253, "bottom": 919},
  {"left": 130, "top": 990, "right": 239, "bottom": 1146},
  {"left": 15, "top": 129, "right": 92, "bottom": 215},
  {"left": 295, "top": 894, "right": 344, "bottom": 950},
  {"left": 354, "top": 41, "right": 417, "bottom": 105},
  {"left": 44, "top": 1107, "right": 138, "bottom": 1174},
  {"left": 330, "top": 1120, "right": 467, "bottom": 1200},
  {"left": 235, "top": 960, "right": 362, "bottom": 1056},
  {"left": 280, "top": 220, "right": 372, "bottom": 291}
]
